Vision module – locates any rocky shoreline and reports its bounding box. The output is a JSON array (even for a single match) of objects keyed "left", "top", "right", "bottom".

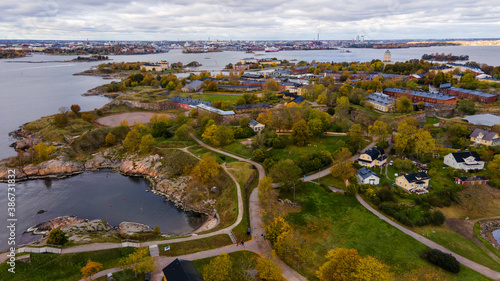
[
  {"left": 81, "top": 85, "right": 123, "bottom": 98},
  {"left": 479, "top": 220, "right": 500, "bottom": 250}
]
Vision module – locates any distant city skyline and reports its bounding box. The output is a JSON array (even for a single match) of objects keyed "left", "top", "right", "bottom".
[{"left": 1, "top": 0, "right": 500, "bottom": 41}]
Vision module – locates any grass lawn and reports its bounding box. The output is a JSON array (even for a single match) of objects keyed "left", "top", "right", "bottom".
[
  {"left": 279, "top": 182, "right": 491, "bottom": 281},
  {"left": 0, "top": 248, "right": 136, "bottom": 281},
  {"left": 226, "top": 162, "right": 258, "bottom": 241},
  {"left": 270, "top": 136, "right": 348, "bottom": 162},
  {"left": 221, "top": 140, "right": 254, "bottom": 158},
  {"left": 421, "top": 116, "right": 441, "bottom": 125},
  {"left": 96, "top": 270, "right": 145, "bottom": 281},
  {"left": 188, "top": 145, "right": 238, "bottom": 163},
  {"left": 158, "top": 234, "right": 233, "bottom": 256},
  {"left": 193, "top": 251, "right": 260, "bottom": 281}
]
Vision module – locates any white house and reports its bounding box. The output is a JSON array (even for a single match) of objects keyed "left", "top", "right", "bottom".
[
  {"left": 356, "top": 167, "right": 380, "bottom": 185},
  {"left": 248, "top": 119, "right": 265, "bottom": 132},
  {"left": 444, "top": 151, "right": 485, "bottom": 172}
]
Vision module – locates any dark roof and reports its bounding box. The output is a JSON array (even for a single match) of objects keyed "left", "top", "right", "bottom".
[
  {"left": 444, "top": 86, "right": 496, "bottom": 98},
  {"left": 235, "top": 103, "right": 270, "bottom": 110},
  {"left": 183, "top": 80, "right": 204, "bottom": 89},
  {"left": 456, "top": 176, "right": 488, "bottom": 182},
  {"left": 249, "top": 119, "right": 262, "bottom": 126},
  {"left": 450, "top": 151, "right": 482, "bottom": 163},
  {"left": 357, "top": 167, "right": 379, "bottom": 180},
  {"left": 169, "top": 96, "right": 211, "bottom": 107},
  {"left": 218, "top": 84, "right": 260, "bottom": 89},
  {"left": 292, "top": 96, "right": 306, "bottom": 104},
  {"left": 240, "top": 73, "right": 264, "bottom": 79},
  {"left": 292, "top": 66, "right": 309, "bottom": 70},
  {"left": 384, "top": 87, "right": 456, "bottom": 101},
  {"left": 404, "top": 172, "right": 430, "bottom": 183},
  {"left": 470, "top": 128, "right": 499, "bottom": 141},
  {"left": 162, "top": 259, "right": 204, "bottom": 281},
  {"left": 440, "top": 83, "right": 452, "bottom": 89},
  {"left": 363, "top": 146, "right": 384, "bottom": 160}
]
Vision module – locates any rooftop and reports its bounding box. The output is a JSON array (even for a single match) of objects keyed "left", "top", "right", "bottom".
[
  {"left": 357, "top": 167, "right": 379, "bottom": 180},
  {"left": 384, "top": 87, "right": 456, "bottom": 101},
  {"left": 441, "top": 85, "right": 496, "bottom": 98},
  {"left": 367, "top": 92, "right": 396, "bottom": 106},
  {"left": 169, "top": 96, "right": 211, "bottom": 107},
  {"left": 463, "top": 114, "right": 500, "bottom": 127},
  {"left": 197, "top": 103, "right": 235, "bottom": 115}
]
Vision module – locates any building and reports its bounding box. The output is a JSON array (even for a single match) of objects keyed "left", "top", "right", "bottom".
[
  {"left": 218, "top": 84, "right": 260, "bottom": 92},
  {"left": 463, "top": 114, "right": 500, "bottom": 127},
  {"left": 439, "top": 84, "right": 497, "bottom": 103},
  {"left": 234, "top": 103, "right": 271, "bottom": 113},
  {"left": 162, "top": 258, "right": 203, "bottom": 281},
  {"left": 444, "top": 151, "right": 485, "bottom": 172},
  {"left": 238, "top": 58, "right": 258, "bottom": 64},
  {"left": 240, "top": 73, "right": 264, "bottom": 80},
  {"left": 196, "top": 103, "right": 235, "bottom": 116},
  {"left": 290, "top": 66, "right": 309, "bottom": 75},
  {"left": 181, "top": 80, "right": 204, "bottom": 92},
  {"left": 168, "top": 96, "right": 210, "bottom": 110},
  {"left": 233, "top": 64, "right": 250, "bottom": 71},
  {"left": 470, "top": 128, "right": 500, "bottom": 146},
  {"left": 455, "top": 176, "right": 489, "bottom": 185},
  {"left": 358, "top": 146, "right": 387, "bottom": 168},
  {"left": 356, "top": 167, "right": 380, "bottom": 185},
  {"left": 383, "top": 50, "right": 391, "bottom": 63},
  {"left": 366, "top": 92, "right": 397, "bottom": 112},
  {"left": 140, "top": 60, "right": 169, "bottom": 71},
  {"left": 383, "top": 87, "right": 457, "bottom": 105},
  {"left": 248, "top": 119, "right": 265, "bottom": 132},
  {"left": 396, "top": 172, "right": 430, "bottom": 194}
]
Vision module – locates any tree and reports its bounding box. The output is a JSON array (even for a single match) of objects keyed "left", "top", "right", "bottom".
[
  {"left": 264, "top": 216, "right": 291, "bottom": 245},
  {"left": 53, "top": 113, "right": 69, "bottom": 127},
  {"left": 269, "top": 159, "right": 302, "bottom": 189},
  {"left": 202, "top": 124, "right": 226, "bottom": 147},
  {"left": 421, "top": 248, "right": 460, "bottom": 273},
  {"left": 202, "top": 252, "right": 232, "bottom": 281},
  {"left": 330, "top": 148, "right": 356, "bottom": 182},
  {"left": 81, "top": 260, "right": 103, "bottom": 281},
  {"left": 396, "top": 96, "right": 413, "bottom": 113},
  {"left": 255, "top": 255, "right": 283, "bottom": 281},
  {"left": 105, "top": 132, "right": 116, "bottom": 146},
  {"left": 239, "top": 117, "right": 251, "bottom": 128},
  {"left": 395, "top": 118, "right": 418, "bottom": 154},
  {"left": 34, "top": 142, "right": 55, "bottom": 162},
  {"left": 368, "top": 120, "right": 389, "bottom": 141},
  {"left": 457, "top": 99, "right": 476, "bottom": 115},
  {"left": 488, "top": 154, "right": 500, "bottom": 174},
  {"left": 119, "top": 248, "right": 156, "bottom": 278},
  {"left": 235, "top": 96, "right": 246, "bottom": 105},
  {"left": 264, "top": 78, "right": 279, "bottom": 91},
  {"left": 174, "top": 124, "right": 193, "bottom": 141},
  {"left": 205, "top": 81, "right": 219, "bottom": 91},
  {"left": 151, "top": 121, "right": 172, "bottom": 139},
  {"left": 124, "top": 128, "right": 142, "bottom": 152},
  {"left": 81, "top": 113, "right": 93, "bottom": 122},
  {"left": 291, "top": 120, "right": 311, "bottom": 146},
  {"left": 191, "top": 154, "right": 220, "bottom": 198},
  {"left": 352, "top": 256, "right": 392, "bottom": 281},
  {"left": 347, "top": 124, "right": 364, "bottom": 153},
  {"left": 335, "top": 96, "right": 350, "bottom": 120},
  {"left": 413, "top": 129, "right": 435, "bottom": 159},
  {"left": 46, "top": 228, "right": 68, "bottom": 245},
  {"left": 316, "top": 248, "right": 361, "bottom": 281},
  {"left": 120, "top": 119, "right": 130, "bottom": 127},
  {"left": 308, "top": 118, "right": 324, "bottom": 137},
  {"left": 70, "top": 104, "right": 81, "bottom": 114},
  {"left": 139, "top": 134, "right": 155, "bottom": 153}
]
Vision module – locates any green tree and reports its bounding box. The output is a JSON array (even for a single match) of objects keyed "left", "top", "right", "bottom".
[
  {"left": 347, "top": 124, "right": 364, "bottom": 152},
  {"left": 81, "top": 260, "right": 103, "bottom": 281},
  {"left": 396, "top": 96, "right": 413, "bottom": 113},
  {"left": 255, "top": 255, "right": 283, "bottom": 281},
  {"left": 432, "top": 72, "right": 445, "bottom": 87},
  {"left": 308, "top": 118, "right": 324, "bottom": 137},
  {"left": 46, "top": 228, "right": 68, "bottom": 245},
  {"left": 269, "top": 159, "right": 302, "bottom": 189},
  {"left": 119, "top": 248, "right": 156, "bottom": 278},
  {"left": 202, "top": 252, "right": 232, "bottom": 281},
  {"left": 34, "top": 142, "right": 55, "bottom": 162},
  {"left": 291, "top": 119, "right": 311, "bottom": 146},
  {"left": 235, "top": 97, "right": 246, "bottom": 105},
  {"left": 457, "top": 99, "right": 476, "bottom": 115},
  {"left": 330, "top": 148, "right": 355, "bottom": 182},
  {"left": 124, "top": 128, "right": 142, "bottom": 152},
  {"left": 53, "top": 113, "right": 69, "bottom": 127},
  {"left": 105, "top": 132, "right": 116, "bottom": 146},
  {"left": 335, "top": 96, "right": 350, "bottom": 120},
  {"left": 488, "top": 154, "right": 500, "bottom": 174},
  {"left": 139, "top": 134, "right": 155, "bottom": 153},
  {"left": 151, "top": 121, "right": 172, "bottom": 139},
  {"left": 174, "top": 124, "right": 193, "bottom": 141}
]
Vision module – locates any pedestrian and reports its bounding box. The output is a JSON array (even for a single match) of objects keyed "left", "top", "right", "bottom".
[
  {"left": 240, "top": 240, "right": 243, "bottom": 246},
  {"left": 242, "top": 240, "right": 244, "bottom": 247}
]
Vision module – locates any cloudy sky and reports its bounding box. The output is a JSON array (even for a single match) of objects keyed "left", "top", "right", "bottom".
[{"left": 1, "top": 0, "right": 500, "bottom": 41}]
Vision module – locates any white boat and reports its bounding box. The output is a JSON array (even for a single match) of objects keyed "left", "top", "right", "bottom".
[{"left": 265, "top": 47, "right": 279, "bottom": 52}]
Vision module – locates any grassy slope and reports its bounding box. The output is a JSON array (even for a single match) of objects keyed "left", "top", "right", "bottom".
[
  {"left": 158, "top": 234, "right": 233, "bottom": 256},
  {"left": 270, "top": 136, "right": 348, "bottom": 162},
  {"left": 281, "top": 182, "right": 492, "bottom": 281},
  {"left": 193, "top": 251, "right": 260, "bottom": 281}
]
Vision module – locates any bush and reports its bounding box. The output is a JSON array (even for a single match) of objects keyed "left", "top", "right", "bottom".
[
  {"left": 489, "top": 178, "right": 500, "bottom": 188},
  {"left": 428, "top": 210, "right": 445, "bottom": 226},
  {"left": 272, "top": 135, "right": 287, "bottom": 149},
  {"left": 234, "top": 127, "right": 255, "bottom": 139},
  {"left": 376, "top": 188, "right": 396, "bottom": 202},
  {"left": 252, "top": 148, "right": 270, "bottom": 163},
  {"left": 421, "top": 248, "right": 460, "bottom": 273},
  {"left": 297, "top": 151, "right": 333, "bottom": 174},
  {"left": 81, "top": 113, "right": 94, "bottom": 122},
  {"left": 47, "top": 228, "right": 68, "bottom": 245},
  {"left": 53, "top": 113, "right": 69, "bottom": 127}
]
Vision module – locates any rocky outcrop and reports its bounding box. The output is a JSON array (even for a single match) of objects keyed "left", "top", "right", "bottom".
[
  {"left": 82, "top": 86, "right": 123, "bottom": 98},
  {"left": 27, "top": 216, "right": 87, "bottom": 235},
  {"left": 119, "top": 222, "right": 152, "bottom": 236},
  {"left": 22, "top": 159, "right": 84, "bottom": 178},
  {"left": 9, "top": 128, "right": 41, "bottom": 150},
  {"left": 120, "top": 154, "right": 163, "bottom": 178},
  {"left": 84, "top": 154, "right": 120, "bottom": 170}
]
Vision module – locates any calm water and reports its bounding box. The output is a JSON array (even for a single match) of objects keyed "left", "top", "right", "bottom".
[
  {"left": 0, "top": 170, "right": 205, "bottom": 251},
  {"left": 1, "top": 46, "right": 500, "bottom": 159},
  {"left": 493, "top": 229, "right": 500, "bottom": 244}
]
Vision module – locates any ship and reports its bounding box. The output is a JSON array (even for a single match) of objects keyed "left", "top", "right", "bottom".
[{"left": 265, "top": 47, "right": 279, "bottom": 52}]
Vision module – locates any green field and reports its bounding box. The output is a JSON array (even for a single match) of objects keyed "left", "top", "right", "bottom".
[
  {"left": 221, "top": 140, "right": 254, "bottom": 158},
  {"left": 0, "top": 248, "right": 136, "bottom": 281},
  {"left": 270, "top": 135, "right": 348, "bottom": 162},
  {"left": 184, "top": 93, "right": 244, "bottom": 103},
  {"left": 279, "top": 182, "right": 492, "bottom": 281},
  {"left": 188, "top": 144, "right": 238, "bottom": 163},
  {"left": 158, "top": 234, "right": 233, "bottom": 256}
]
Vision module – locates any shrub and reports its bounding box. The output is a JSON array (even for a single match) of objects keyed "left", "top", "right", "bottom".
[
  {"left": 489, "top": 178, "right": 500, "bottom": 188},
  {"left": 421, "top": 248, "right": 460, "bottom": 273},
  {"left": 105, "top": 132, "right": 116, "bottom": 146},
  {"left": 47, "top": 228, "right": 68, "bottom": 245},
  {"left": 252, "top": 148, "right": 270, "bottom": 163},
  {"left": 53, "top": 113, "right": 69, "bottom": 127},
  {"left": 428, "top": 210, "right": 445, "bottom": 226},
  {"left": 234, "top": 127, "right": 255, "bottom": 139},
  {"left": 376, "top": 188, "right": 396, "bottom": 203},
  {"left": 81, "top": 113, "right": 94, "bottom": 122},
  {"left": 272, "top": 135, "right": 287, "bottom": 149}
]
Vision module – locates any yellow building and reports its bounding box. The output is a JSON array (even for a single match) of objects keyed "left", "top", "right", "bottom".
[
  {"left": 396, "top": 172, "right": 430, "bottom": 194},
  {"left": 358, "top": 146, "right": 387, "bottom": 168},
  {"left": 140, "top": 60, "right": 169, "bottom": 71},
  {"left": 366, "top": 92, "right": 396, "bottom": 112},
  {"left": 470, "top": 128, "right": 500, "bottom": 146}
]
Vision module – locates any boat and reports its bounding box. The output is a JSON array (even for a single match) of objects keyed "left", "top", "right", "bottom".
[
  {"left": 265, "top": 47, "right": 279, "bottom": 52},
  {"left": 340, "top": 49, "right": 352, "bottom": 53}
]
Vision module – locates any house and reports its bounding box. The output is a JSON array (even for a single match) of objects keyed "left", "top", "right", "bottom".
[
  {"left": 248, "top": 119, "right": 265, "bottom": 132},
  {"left": 356, "top": 167, "right": 380, "bottom": 185},
  {"left": 290, "top": 66, "right": 309, "bottom": 75},
  {"left": 234, "top": 103, "right": 271, "bottom": 113},
  {"left": 396, "top": 172, "right": 430, "bottom": 194},
  {"left": 181, "top": 80, "right": 204, "bottom": 92},
  {"left": 470, "top": 128, "right": 500, "bottom": 146},
  {"left": 140, "top": 60, "right": 169, "bottom": 71},
  {"left": 439, "top": 84, "right": 497, "bottom": 103},
  {"left": 455, "top": 176, "right": 489, "bottom": 185},
  {"left": 366, "top": 92, "right": 396, "bottom": 112},
  {"left": 444, "top": 151, "right": 485, "bottom": 172},
  {"left": 383, "top": 87, "right": 457, "bottom": 105},
  {"left": 168, "top": 96, "right": 210, "bottom": 110},
  {"left": 358, "top": 146, "right": 387, "bottom": 168},
  {"left": 162, "top": 258, "right": 203, "bottom": 281}
]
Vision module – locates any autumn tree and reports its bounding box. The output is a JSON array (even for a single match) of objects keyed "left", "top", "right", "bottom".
[
  {"left": 335, "top": 96, "right": 350, "bottom": 120},
  {"left": 396, "top": 96, "right": 413, "bottom": 113},
  {"left": 316, "top": 248, "right": 361, "bottom": 281},
  {"left": 139, "top": 134, "right": 155, "bottom": 153},
  {"left": 120, "top": 119, "right": 130, "bottom": 127},
  {"left": 265, "top": 78, "right": 279, "bottom": 91},
  {"left": 330, "top": 148, "right": 355, "bottom": 182},
  {"left": 105, "top": 132, "right": 116, "bottom": 146},
  {"left": 124, "top": 128, "right": 142, "bottom": 152},
  {"left": 70, "top": 104, "right": 81, "bottom": 114},
  {"left": 347, "top": 124, "right": 364, "bottom": 153},
  {"left": 174, "top": 124, "right": 193, "bottom": 141},
  {"left": 81, "top": 260, "right": 103, "bottom": 281},
  {"left": 488, "top": 154, "right": 500, "bottom": 175},
  {"left": 413, "top": 129, "right": 435, "bottom": 159},
  {"left": 255, "top": 255, "right": 283, "bottom": 281},
  {"left": 368, "top": 120, "right": 389, "bottom": 141},
  {"left": 191, "top": 154, "right": 220, "bottom": 183},
  {"left": 202, "top": 124, "right": 234, "bottom": 147},
  {"left": 269, "top": 159, "right": 302, "bottom": 189},
  {"left": 352, "top": 256, "right": 392, "bottom": 281},
  {"left": 202, "top": 252, "right": 232, "bottom": 281},
  {"left": 395, "top": 118, "right": 419, "bottom": 154},
  {"left": 34, "top": 142, "right": 55, "bottom": 162},
  {"left": 292, "top": 119, "right": 311, "bottom": 146},
  {"left": 53, "top": 113, "right": 69, "bottom": 127},
  {"left": 119, "top": 248, "right": 156, "bottom": 278},
  {"left": 46, "top": 228, "right": 68, "bottom": 245},
  {"left": 265, "top": 216, "right": 291, "bottom": 245}
]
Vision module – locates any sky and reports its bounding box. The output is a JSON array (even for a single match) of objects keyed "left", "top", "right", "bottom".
[{"left": 1, "top": 0, "right": 500, "bottom": 41}]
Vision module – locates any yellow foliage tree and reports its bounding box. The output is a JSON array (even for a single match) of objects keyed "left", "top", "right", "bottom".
[
  {"left": 352, "top": 256, "right": 392, "bottom": 281},
  {"left": 255, "top": 255, "right": 283, "bottom": 281},
  {"left": 105, "top": 132, "right": 116, "bottom": 146},
  {"left": 316, "top": 248, "right": 361, "bottom": 281},
  {"left": 413, "top": 129, "right": 436, "bottom": 159},
  {"left": 81, "top": 260, "right": 103, "bottom": 281},
  {"left": 368, "top": 120, "right": 389, "bottom": 140},
  {"left": 202, "top": 124, "right": 222, "bottom": 147},
  {"left": 487, "top": 154, "right": 500, "bottom": 174},
  {"left": 34, "top": 142, "right": 55, "bottom": 162},
  {"left": 264, "top": 216, "right": 291, "bottom": 245},
  {"left": 139, "top": 134, "right": 155, "bottom": 153},
  {"left": 119, "top": 248, "right": 156, "bottom": 278},
  {"left": 120, "top": 119, "right": 130, "bottom": 127},
  {"left": 202, "top": 252, "right": 232, "bottom": 281},
  {"left": 124, "top": 128, "right": 141, "bottom": 152}
]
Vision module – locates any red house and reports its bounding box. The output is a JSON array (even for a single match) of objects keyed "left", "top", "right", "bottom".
[{"left": 455, "top": 176, "right": 489, "bottom": 185}]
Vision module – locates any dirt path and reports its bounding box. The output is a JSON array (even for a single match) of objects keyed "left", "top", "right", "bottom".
[{"left": 95, "top": 112, "right": 175, "bottom": 127}]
